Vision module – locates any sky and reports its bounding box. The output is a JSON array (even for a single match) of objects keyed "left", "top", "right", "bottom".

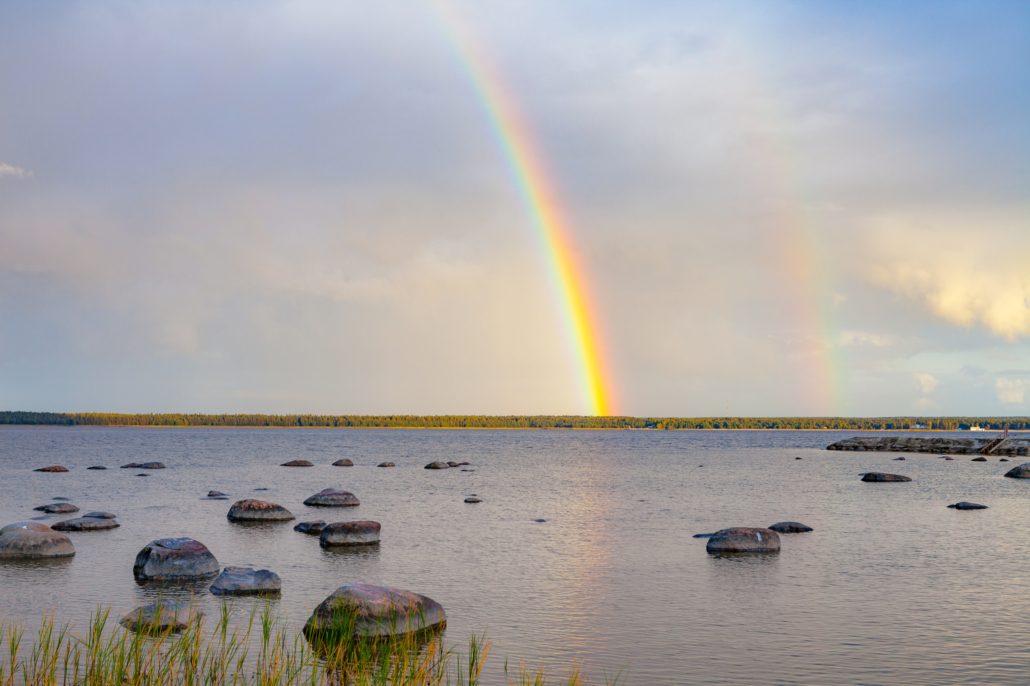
[{"left": 1, "top": 0, "right": 1028, "bottom": 417}]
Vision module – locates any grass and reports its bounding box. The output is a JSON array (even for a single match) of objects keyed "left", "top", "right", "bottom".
[{"left": 0, "top": 604, "right": 616, "bottom": 686}]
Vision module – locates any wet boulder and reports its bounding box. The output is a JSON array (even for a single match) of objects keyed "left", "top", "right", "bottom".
[
  {"left": 227, "top": 499, "right": 294, "bottom": 522},
  {"left": 1003, "top": 463, "right": 1030, "bottom": 478},
  {"left": 34, "top": 465, "right": 69, "bottom": 473},
  {"left": 33, "top": 503, "right": 79, "bottom": 514},
  {"left": 377, "top": 462, "right": 395, "bottom": 468},
  {"left": 210, "top": 566, "right": 281, "bottom": 596},
  {"left": 52, "top": 515, "right": 120, "bottom": 531},
  {"left": 424, "top": 461, "right": 450, "bottom": 470},
  {"left": 0, "top": 521, "right": 75, "bottom": 559},
  {"left": 303, "top": 489, "right": 360, "bottom": 507},
  {"left": 769, "top": 521, "right": 814, "bottom": 533},
  {"left": 706, "top": 527, "right": 781, "bottom": 554},
  {"left": 120, "top": 602, "right": 201, "bottom": 633},
  {"left": 304, "top": 582, "right": 445, "bottom": 643},
  {"left": 294, "top": 520, "right": 326, "bottom": 535},
  {"left": 320, "top": 521, "right": 381, "bottom": 547},
  {"left": 133, "top": 537, "right": 219, "bottom": 581},
  {"left": 332, "top": 459, "right": 354, "bottom": 467},
  {"left": 861, "top": 472, "right": 912, "bottom": 482},
  {"left": 281, "top": 459, "right": 314, "bottom": 467},
  {"left": 947, "top": 502, "right": 988, "bottom": 510}
]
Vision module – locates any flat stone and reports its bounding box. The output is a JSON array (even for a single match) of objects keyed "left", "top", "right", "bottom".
[
  {"left": 861, "top": 472, "right": 912, "bottom": 482},
  {"left": 52, "top": 516, "right": 120, "bottom": 532},
  {"left": 1000, "top": 458, "right": 1010, "bottom": 462},
  {"left": 87, "top": 466, "right": 107, "bottom": 470},
  {"left": 227, "top": 499, "right": 294, "bottom": 522},
  {"left": 33, "top": 503, "right": 79, "bottom": 514},
  {"left": 947, "top": 502, "right": 988, "bottom": 510},
  {"left": 1003, "top": 462, "right": 1030, "bottom": 478},
  {"left": 207, "top": 491, "right": 228, "bottom": 498},
  {"left": 210, "top": 566, "right": 281, "bottom": 596},
  {"left": 424, "top": 461, "right": 450, "bottom": 470},
  {"left": 121, "top": 463, "right": 142, "bottom": 469},
  {"left": 136, "top": 473, "right": 149, "bottom": 477},
  {"left": 294, "top": 520, "right": 326, "bottom": 535},
  {"left": 893, "top": 456, "right": 906, "bottom": 461},
  {"left": 0, "top": 521, "right": 75, "bottom": 559},
  {"left": 304, "top": 583, "right": 445, "bottom": 643},
  {"left": 34, "top": 465, "right": 69, "bottom": 473},
  {"left": 377, "top": 462, "right": 395, "bottom": 468},
  {"left": 692, "top": 532, "right": 716, "bottom": 539},
  {"left": 769, "top": 521, "right": 814, "bottom": 533},
  {"left": 320, "top": 520, "right": 381, "bottom": 547},
  {"left": 133, "top": 537, "right": 219, "bottom": 581},
  {"left": 137, "top": 462, "right": 166, "bottom": 469},
  {"left": 303, "top": 489, "right": 360, "bottom": 507},
  {"left": 120, "top": 602, "right": 201, "bottom": 633},
  {"left": 332, "top": 459, "right": 354, "bottom": 467},
  {"left": 52, "top": 497, "right": 70, "bottom": 501},
  {"left": 281, "top": 459, "right": 314, "bottom": 467},
  {"left": 971, "top": 456, "right": 988, "bottom": 462},
  {"left": 82, "top": 511, "right": 117, "bottom": 519},
  {"left": 533, "top": 518, "right": 547, "bottom": 523},
  {"left": 464, "top": 496, "right": 482, "bottom": 504},
  {"left": 943, "top": 456, "right": 954, "bottom": 460},
  {"left": 706, "top": 527, "right": 781, "bottom": 554}
]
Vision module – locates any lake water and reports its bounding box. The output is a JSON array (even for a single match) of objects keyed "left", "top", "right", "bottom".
[{"left": 0, "top": 426, "right": 1027, "bottom": 684}]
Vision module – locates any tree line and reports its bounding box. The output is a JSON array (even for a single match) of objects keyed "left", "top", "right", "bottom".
[{"left": 1, "top": 411, "right": 1027, "bottom": 431}]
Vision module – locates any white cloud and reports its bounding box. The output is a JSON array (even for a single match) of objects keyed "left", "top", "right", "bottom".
[
  {"left": 0, "top": 162, "right": 32, "bottom": 178},
  {"left": 914, "top": 372, "right": 939, "bottom": 395},
  {"left": 995, "top": 378, "right": 1026, "bottom": 405},
  {"left": 838, "top": 330, "right": 893, "bottom": 348}
]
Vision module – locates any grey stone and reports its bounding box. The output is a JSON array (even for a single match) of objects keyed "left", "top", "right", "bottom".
[
  {"left": 861, "top": 472, "right": 912, "bottom": 482},
  {"left": 0, "top": 521, "right": 75, "bottom": 559},
  {"left": 319, "top": 521, "right": 381, "bottom": 547},
  {"left": 281, "top": 459, "right": 314, "bottom": 467},
  {"left": 227, "top": 499, "right": 294, "bottom": 522},
  {"left": 210, "top": 566, "right": 281, "bottom": 596},
  {"left": 304, "top": 583, "right": 445, "bottom": 642},
  {"left": 133, "top": 537, "right": 219, "bottom": 581},
  {"left": 706, "top": 527, "right": 781, "bottom": 554},
  {"left": 303, "top": 489, "right": 360, "bottom": 507},
  {"left": 1003, "top": 462, "right": 1030, "bottom": 479},
  {"left": 120, "top": 602, "right": 201, "bottom": 633},
  {"left": 52, "top": 516, "right": 120, "bottom": 532},
  {"left": 377, "top": 462, "right": 395, "bottom": 468},
  {"left": 464, "top": 496, "right": 482, "bottom": 504},
  {"left": 294, "top": 520, "right": 326, "bottom": 535},
  {"left": 769, "top": 521, "right": 814, "bottom": 533},
  {"left": 34, "top": 465, "right": 69, "bottom": 473},
  {"left": 332, "top": 459, "right": 354, "bottom": 467},
  {"left": 947, "top": 502, "right": 988, "bottom": 510},
  {"left": 33, "top": 503, "right": 79, "bottom": 514},
  {"left": 424, "top": 461, "right": 450, "bottom": 470}
]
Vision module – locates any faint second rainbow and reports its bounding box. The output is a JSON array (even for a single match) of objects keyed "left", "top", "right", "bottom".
[{"left": 430, "top": 1, "right": 615, "bottom": 415}]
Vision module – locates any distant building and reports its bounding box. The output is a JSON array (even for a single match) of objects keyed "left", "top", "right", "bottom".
[{"left": 910, "top": 423, "right": 928, "bottom": 429}]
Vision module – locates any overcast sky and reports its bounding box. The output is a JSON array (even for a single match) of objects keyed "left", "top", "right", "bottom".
[{"left": 1, "top": 0, "right": 1028, "bottom": 416}]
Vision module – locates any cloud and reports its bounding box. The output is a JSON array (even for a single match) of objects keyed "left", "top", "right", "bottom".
[
  {"left": 838, "top": 330, "right": 893, "bottom": 348},
  {"left": 995, "top": 378, "right": 1026, "bottom": 405},
  {"left": 0, "top": 162, "right": 32, "bottom": 178},
  {"left": 914, "top": 372, "right": 939, "bottom": 394}
]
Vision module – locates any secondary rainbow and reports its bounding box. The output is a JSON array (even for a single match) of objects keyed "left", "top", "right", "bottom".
[{"left": 431, "top": 2, "right": 615, "bottom": 415}]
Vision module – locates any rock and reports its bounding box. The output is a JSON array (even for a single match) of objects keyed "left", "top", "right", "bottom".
[
  {"left": 332, "top": 459, "right": 354, "bottom": 467},
  {"left": 971, "top": 456, "right": 988, "bottom": 462},
  {"left": 52, "top": 516, "right": 120, "bottom": 532},
  {"left": 377, "top": 462, "right": 395, "bottom": 468},
  {"left": 861, "top": 472, "right": 912, "bottom": 482},
  {"left": 254, "top": 487, "right": 269, "bottom": 491},
  {"left": 461, "top": 469, "right": 475, "bottom": 472},
  {"left": 705, "top": 527, "right": 781, "bottom": 554},
  {"left": 943, "top": 456, "right": 954, "bottom": 460},
  {"left": 692, "top": 532, "right": 716, "bottom": 539},
  {"left": 424, "top": 461, "right": 450, "bottom": 470},
  {"left": 121, "top": 463, "right": 142, "bottom": 469},
  {"left": 0, "top": 521, "right": 75, "bottom": 558},
  {"left": 52, "top": 497, "right": 70, "bottom": 501},
  {"left": 136, "top": 473, "right": 149, "bottom": 477},
  {"left": 1003, "top": 462, "right": 1030, "bottom": 479},
  {"left": 893, "top": 456, "right": 906, "bottom": 461},
  {"left": 464, "top": 496, "right": 482, "bottom": 504},
  {"left": 294, "top": 520, "right": 326, "bottom": 535},
  {"left": 795, "top": 457, "right": 802, "bottom": 460},
  {"left": 207, "top": 491, "right": 228, "bottom": 498},
  {"left": 120, "top": 602, "right": 201, "bottom": 633},
  {"left": 1000, "top": 458, "right": 1010, "bottom": 462},
  {"left": 947, "top": 502, "right": 988, "bottom": 510},
  {"left": 304, "top": 583, "right": 446, "bottom": 643},
  {"left": 281, "top": 459, "right": 314, "bottom": 467},
  {"left": 82, "top": 511, "right": 117, "bottom": 519},
  {"left": 303, "top": 489, "right": 360, "bottom": 507},
  {"left": 87, "top": 466, "right": 107, "bottom": 470},
  {"left": 827, "top": 436, "right": 986, "bottom": 454},
  {"left": 210, "top": 566, "right": 281, "bottom": 596},
  {"left": 133, "top": 537, "right": 220, "bottom": 581},
  {"left": 533, "top": 518, "right": 547, "bottom": 523},
  {"left": 34, "top": 465, "right": 69, "bottom": 473},
  {"left": 227, "top": 499, "right": 294, "bottom": 522},
  {"left": 769, "top": 521, "right": 814, "bottom": 533},
  {"left": 33, "top": 503, "right": 79, "bottom": 514},
  {"left": 137, "top": 462, "right": 166, "bottom": 469},
  {"left": 319, "top": 521, "right": 381, "bottom": 547}
]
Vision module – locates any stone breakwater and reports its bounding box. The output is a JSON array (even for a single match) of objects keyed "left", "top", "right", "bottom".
[{"left": 826, "top": 436, "right": 1030, "bottom": 456}]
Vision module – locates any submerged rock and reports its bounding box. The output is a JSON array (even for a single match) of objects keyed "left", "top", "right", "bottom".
[
  {"left": 210, "top": 566, "right": 281, "bottom": 596},
  {"left": 304, "top": 583, "right": 445, "bottom": 642},
  {"left": 1000, "top": 458, "right": 1010, "bottom": 462},
  {"left": 120, "top": 602, "right": 201, "bottom": 633},
  {"left": 133, "top": 537, "right": 219, "bottom": 581},
  {"left": 294, "top": 520, "right": 327, "bottom": 535},
  {"left": 1003, "top": 462, "right": 1030, "bottom": 479},
  {"left": 87, "top": 465, "right": 107, "bottom": 470},
  {"left": 706, "top": 527, "right": 781, "bottom": 554},
  {"left": 207, "top": 491, "right": 228, "bottom": 498},
  {"left": 464, "top": 496, "right": 482, "bottom": 504},
  {"left": 692, "top": 532, "right": 716, "bottom": 539},
  {"left": 424, "top": 461, "right": 450, "bottom": 470},
  {"left": 281, "top": 459, "right": 314, "bottom": 467},
  {"left": 861, "top": 472, "right": 912, "bottom": 483},
  {"left": 893, "top": 456, "right": 906, "bottom": 461},
  {"left": 768, "top": 521, "right": 814, "bottom": 533},
  {"left": 320, "top": 521, "right": 381, "bottom": 547},
  {"left": 0, "top": 521, "right": 75, "bottom": 558},
  {"left": 227, "top": 499, "right": 295, "bottom": 522},
  {"left": 971, "top": 456, "right": 988, "bottom": 462},
  {"left": 121, "top": 462, "right": 166, "bottom": 469},
  {"left": 34, "top": 465, "right": 69, "bottom": 473},
  {"left": 947, "top": 502, "right": 988, "bottom": 510},
  {"left": 943, "top": 456, "right": 955, "bottom": 460},
  {"left": 377, "top": 462, "right": 395, "bottom": 468},
  {"left": 82, "top": 511, "right": 117, "bottom": 519},
  {"left": 303, "top": 489, "right": 360, "bottom": 507},
  {"left": 33, "top": 503, "right": 79, "bottom": 514},
  {"left": 332, "top": 459, "right": 354, "bottom": 467},
  {"left": 52, "top": 515, "right": 120, "bottom": 531},
  {"left": 121, "top": 463, "right": 142, "bottom": 469}
]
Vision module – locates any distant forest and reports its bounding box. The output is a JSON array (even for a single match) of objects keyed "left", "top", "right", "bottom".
[{"left": 1, "top": 411, "right": 1028, "bottom": 431}]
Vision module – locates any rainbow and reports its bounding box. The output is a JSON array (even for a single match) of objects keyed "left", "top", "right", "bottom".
[{"left": 431, "top": 2, "right": 615, "bottom": 415}]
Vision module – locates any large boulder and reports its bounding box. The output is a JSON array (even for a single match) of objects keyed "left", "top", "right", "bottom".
[
  {"left": 304, "top": 583, "right": 446, "bottom": 644},
  {"left": 52, "top": 514, "right": 120, "bottom": 531},
  {"left": 227, "top": 499, "right": 294, "bottom": 522},
  {"left": 706, "top": 527, "right": 781, "bottom": 554},
  {"left": 320, "top": 521, "right": 381, "bottom": 547},
  {"left": 861, "top": 472, "right": 912, "bottom": 482},
  {"left": 34, "top": 465, "right": 69, "bottom": 473},
  {"left": 768, "top": 521, "right": 813, "bottom": 533},
  {"left": 210, "top": 566, "right": 281, "bottom": 596},
  {"left": 332, "top": 459, "right": 354, "bottom": 467},
  {"left": 303, "top": 489, "right": 360, "bottom": 507},
  {"left": 1003, "top": 462, "right": 1030, "bottom": 479},
  {"left": 133, "top": 537, "right": 219, "bottom": 581},
  {"left": 120, "top": 602, "right": 201, "bottom": 633},
  {"left": 0, "top": 521, "right": 75, "bottom": 558},
  {"left": 424, "top": 461, "right": 450, "bottom": 470},
  {"left": 294, "top": 520, "right": 327, "bottom": 535},
  {"left": 33, "top": 503, "right": 79, "bottom": 514},
  {"left": 947, "top": 502, "right": 988, "bottom": 510},
  {"left": 281, "top": 459, "right": 314, "bottom": 467}
]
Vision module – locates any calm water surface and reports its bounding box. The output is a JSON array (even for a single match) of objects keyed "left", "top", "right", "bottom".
[{"left": 0, "top": 427, "right": 1027, "bottom": 684}]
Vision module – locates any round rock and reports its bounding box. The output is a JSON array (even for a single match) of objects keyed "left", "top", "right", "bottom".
[
  {"left": 706, "top": 527, "right": 781, "bottom": 554},
  {"left": 294, "top": 520, "right": 327, "bottom": 535},
  {"left": 52, "top": 516, "right": 120, "bottom": 532},
  {"left": 0, "top": 521, "right": 75, "bottom": 559},
  {"left": 1003, "top": 462, "right": 1030, "bottom": 478},
  {"left": 332, "top": 459, "right": 354, "bottom": 467},
  {"left": 304, "top": 582, "right": 445, "bottom": 643},
  {"left": 947, "top": 502, "right": 988, "bottom": 510},
  {"left": 971, "top": 456, "right": 988, "bottom": 462},
  {"left": 33, "top": 503, "right": 79, "bottom": 514},
  {"left": 424, "top": 461, "right": 450, "bottom": 470},
  {"left": 303, "top": 489, "right": 360, "bottom": 507},
  {"left": 769, "top": 521, "right": 813, "bottom": 533},
  {"left": 861, "top": 472, "right": 912, "bottom": 482},
  {"left": 227, "top": 499, "right": 294, "bottom": 522},
  {"left": 34, "top": 465, "right": 69, "bottom": 473},
  {"left": 210, "top": 566, "right": 281, "bottom": 596},
  {"left": 120, "top": 602, "right": 201, "bottom": 633},
  {"left": 319, "top": 520, "right": 381, "bottom": 547},
  {"left": 281, "top": 459, "right": 314, "bottom": 467},
  {"left": 133, "top": 537, "right": 219, "bottom": 581}
]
